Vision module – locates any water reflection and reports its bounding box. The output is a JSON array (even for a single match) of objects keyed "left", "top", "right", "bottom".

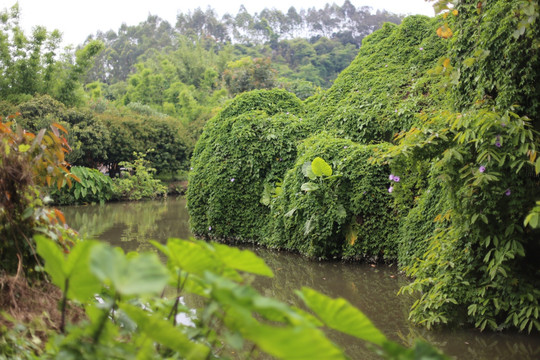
[{"left": 61, "top": 197, "right": 540, "bottom": 360}]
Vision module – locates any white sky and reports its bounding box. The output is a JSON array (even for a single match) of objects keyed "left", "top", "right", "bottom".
[{"left": 5, "top": 0, "right": 436, "bottom": 47}]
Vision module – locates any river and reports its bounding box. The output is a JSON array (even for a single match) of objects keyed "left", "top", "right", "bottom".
[{"left": 60, "top": 196, "right": 540, "bottom": 360}]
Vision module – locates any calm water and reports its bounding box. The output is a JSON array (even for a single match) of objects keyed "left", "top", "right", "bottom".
[{"left": 60, "top": 197, "right": 540, "bottom": 360}]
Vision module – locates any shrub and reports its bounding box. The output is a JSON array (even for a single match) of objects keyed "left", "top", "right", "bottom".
[
  {"left": 265, "top": 133, "right": 398, "bottom": 260},
  {"left": 50, "top": 166, "right": 114, "bottom": 205},
  {"left": 112, "top": 153, "right": 167, "bottom": 201},
  {"left": 306, "top": 15, "right": 448, "bottom": 144},
  {"left": 0, "top": 115, "right": 77, "bottom": 276},
  {"left": 187, "top": 89, "right": 307, "bottom": 241}
]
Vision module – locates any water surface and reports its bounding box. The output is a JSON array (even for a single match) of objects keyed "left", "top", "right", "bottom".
[{"left": 61, "top": 197, "right": 540, "bottom": 360}]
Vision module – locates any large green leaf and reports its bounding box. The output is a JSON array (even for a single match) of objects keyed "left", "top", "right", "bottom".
[
  {"left": 311, "top": 157, "right": 332, "bottom": 177},
  {"left": 90, "top": 244, "right": 169, "bottom": 296},
  {"left": 302, "top": 161, "right": 317, "bottom": 180},
  {"left": 35, "top": 236, "right": 101, "bottom": 301},
  {"left": 121, "top": 303, "right": 209, "bottom": 359},
  {"left": 35, "top": 235, "right": 66, "bottom": 290},
  {"left": 213, "top": 243, "right": 274, "bottom": 277},
  {"left": 298, "top": 287, "right": 387, "bottom": 347},
  {"left": 159, "top": 238, "right": 218, "bottom": 275},
  {"left": 247, "top": 323, "right": 346, "bottom": 360},
  {"left": 63, "top": 240, "right": 102, "bottom": 300},
  {"left": 301, "top": 182, "right": 319, "bottom": 192}
]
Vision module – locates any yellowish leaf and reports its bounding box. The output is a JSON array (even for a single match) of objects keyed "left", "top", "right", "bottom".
[
  {"left": 54, "top": 209, "right": 66, "bottom": 225},
  {"left": 437, "top": 24, "right": 454, "bottom": 39},
  {"left": 51, "top": 122, "right": 68, "bottom": 135},
  {"left": 443, "top": 58, "right": 451, "bottom": 68}
]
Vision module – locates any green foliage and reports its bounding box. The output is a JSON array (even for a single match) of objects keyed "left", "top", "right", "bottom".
[
  {"left": 30, "top": 235, "right": 446, "bottom": 359},
  {"left": 50, "top": 166, "right": 114, "bottom": 205},
  {"left": 448, "top": 1, "right": 540, "bottom": 124},
  {"left": 380, "top": 1, "right": 540, "bottom": 331},
  {"left": 0, "top": 115, "right": 77, "bottom": 276},
  {"left": 307, "top": 15, "right": 448, "bottom": 144},
  {"left": 112, "top": 152, "right": 167, "bottom": 201},
  {"left": 524, "top": 201, "right": 540, "bottom": 228},
  {"left": 223, "top": 57, "right": 277, "bottom": 95},
  {"left": 94, "top": 105, "right": 192, "bottom": 176},
  {"left": 187, "top": 89, "right": 307, "bottom": 241},
  {"left": 0, "top": 319, "right": 43, "bottom": 360},
  {"left": 0, "top": 5, "right": 102, "bottom": 106},
  {"left": 266, "top": 134, "right": 398, "bottom": 260}
]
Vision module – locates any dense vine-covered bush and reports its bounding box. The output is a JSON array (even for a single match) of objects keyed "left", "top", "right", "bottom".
[
  {"left": 264, "top": 133, "right": 397, "bottom": 260},
  {"left": 385, "top": 0, "right": 540, "bottom": 331},
  {"left": 187, "top": 89, "right": 307, "bottom": 241},
  {"left": 448, "top": 0, "right": 540, "bottom": 125},
  {"left": 306, "top": 15, "right": 448, "bottom": 144}
]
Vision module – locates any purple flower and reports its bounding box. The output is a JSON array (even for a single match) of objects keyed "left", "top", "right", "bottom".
[
  {"left": 389, "top": 174, "right": 395, "bottom": 181},
  {"left": 495, "top": 141, "right": 501, "bottom": 148},
  {"left": 505, "top": 189, "right": 511, "bottom": 196},
  {"left": 190, "top": 167, "right": 193, "bottom": 170},
  {"left": 419, "top": 47, "right": 424, "bottom": 51},
  {"left": 209, "top": 226, "right": 212, "bottom": 231},
  {"left": 479, "top": 166, "right": 486, "bottom": 173},
  {"left": 393, "top": 176, "right": 400, "bottom": 182},
  {"left": 501, "top": 123, "right": 506, "bottom": 127},
  {"left": 388, "top": 186, "right": 394, "bottom": 193},
  {"left": 230, "top": 178, "right": 235, "bottom": 182},
  {"left": 343, "top": 146, "right": 348, "bottom": 149}
]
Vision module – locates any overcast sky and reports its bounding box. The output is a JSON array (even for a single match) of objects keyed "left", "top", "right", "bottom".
[{"left": 7, "top": 0, "right": 435, "bottom": 47}]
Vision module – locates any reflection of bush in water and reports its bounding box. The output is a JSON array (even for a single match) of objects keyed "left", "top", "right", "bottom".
[{"left": 60, "top": 198, "right": 191, "bottom": 252}]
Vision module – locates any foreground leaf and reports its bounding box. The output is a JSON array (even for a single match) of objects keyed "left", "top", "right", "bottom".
[{"left": 297, "top": 287, "right": 387, "bottom": 346}]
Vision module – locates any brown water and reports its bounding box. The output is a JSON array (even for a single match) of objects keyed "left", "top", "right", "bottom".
[{"left": 60, "top": 197, "right": 540, "bottom": 360}]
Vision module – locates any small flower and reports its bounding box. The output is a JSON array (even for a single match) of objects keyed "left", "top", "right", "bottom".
[
  {"left": 495, "top": 141, "right": 501, "bottom": 148},
  {"left": 393, "top": 176, "right": 400, "bottom": 182},
  {"left": 388, "top": 186, "right": 394, "bottom": 193},
  {"left": 394, "top": 109, "right": 398, "bottom": 113},
  {"left": 190, "top": 167, "right": 193, "bottom": 170},
  {"left": 479, "top": 166, "right": 486, "bottom": 173},
  {"left": 505, "top": 188, "right": 511, "bottom": 196},
  {"left": 501, "top": 123, "right": 506, "bottom": 127},
  {"left": 230, "top": 178, "right": 235, "bottom": 182},
  {"left": 419, "top": 47, "right": 424, "bottom": 51},
  {"left": 343, "top": 146, "right": 348, "bottom": 149},
  {"left": 209, "top": 226, "right": 212, "bottom": 231},
  {"left": 385, "top": 64, "right": 388, "bottom": 67},
  {"left": 389, "top": 174, "right": 395, "bottom": 181}
]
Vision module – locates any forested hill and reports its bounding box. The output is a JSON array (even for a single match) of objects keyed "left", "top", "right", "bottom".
[{"left": 84, "top": 1, "right": 403, "bottom": 88}]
